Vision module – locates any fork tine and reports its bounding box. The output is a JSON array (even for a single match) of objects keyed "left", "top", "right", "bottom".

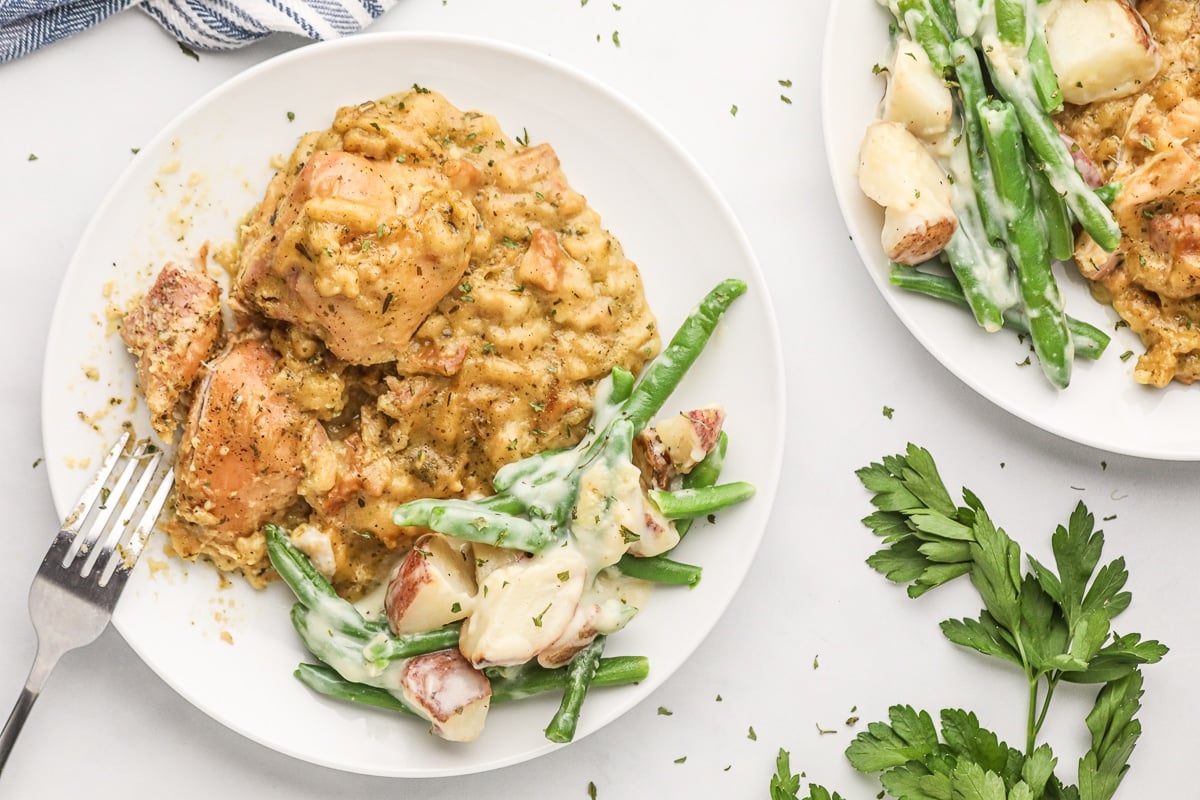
[
  {"left": 99, "top": 460, "right": 174, "bottom": 590},
  {"left": 60, "top": 431, "right": 131, "bottom": 540},
  {"left": 91, "top": 445, "right": 166, "bottom": 580},
  {"left": 71, "top": 441, "right": 149, "bottom": 572}
]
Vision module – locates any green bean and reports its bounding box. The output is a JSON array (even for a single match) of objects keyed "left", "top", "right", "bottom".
[
  {"left": 979, "top": 99, "right": 1074, "bottom": 388},
  {"left": 360, "top": 623, "right": 463, "bottom": 663},
  {"left": 1029, "top": 153, "right": 1075, "bottom": 262},
  {"left": 898, "top": 2, "right": 952, "bottom": 74},
  {"left": 289, "top": 603, "right": 376, "bottom": 676},
  {"left": 616, "top": 553, "right": 702, "bottom": 587},
  {"left": 981, "top": 43, "right": 1121, "bottom": 251},
  {"left": 649, "top": 482, "right": 756, "bottom": 520},
  {"left": 993, "top": 0, "right": 1026, "bottom": 44},
  {"left": 421, "top": 503, "right": 558, "bottom": 553},
  {"left": 489, "top": 655, "right": 650, "bottom": 702},
  {"left": 951, "top": 38, "right": 1006, "bottom": 247},
  {"left": 925, "top": 0, "right": 958, "bottom": 37},
  {"left": 544, "top": 636, "right": 606, "bottom": 743},
  {"left": 623, "top": 279, "right": 746, "bottom": 433},
  {"left": 266, "top": 524, "right": 378, "bottom": 639},
  {"left": 294, "top": 656, "right": 651, "bottom": 709},
  {"left": 889, "top": 265, "right": 1110, "bottom": 361},
  {"left": 676, "top": 431, "right": 727, "bottom": 539},
  {"left": 1027, "top": 32, "right": 1064, "bottom": 114},
  {"left": 608, "top": 366, "right": 635, "bottom": 405},
  {"left": 1095, "top": 182, "right": 1121, "bottom": 207},
  {"left": 295, "top": 663, "right": 413, "bottom": 714}
]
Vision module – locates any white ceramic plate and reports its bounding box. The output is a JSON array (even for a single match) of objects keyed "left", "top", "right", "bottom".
[
  {"left": 822, "top": 1, "right": 1200, "bottom": 461},
  {"left": 40, "top": 34, "right": 783, "bottom": 776}
]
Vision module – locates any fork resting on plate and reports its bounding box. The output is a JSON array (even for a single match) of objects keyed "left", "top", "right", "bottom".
[{"left": 0, "top": 433, "right": 173, "bottom": 775}]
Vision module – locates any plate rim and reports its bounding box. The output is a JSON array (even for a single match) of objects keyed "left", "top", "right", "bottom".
[
  {"left": 819, "top": 0, "right": 1200, "bottom": 463},
  {"left": 40, "top": 30, "right": 787, "bottom": 776}
]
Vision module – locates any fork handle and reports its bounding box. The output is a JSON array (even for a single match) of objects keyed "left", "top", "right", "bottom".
[
  {"left": 0, "top": 687, "right": 39, "bottom": 775},
  {"left": 0, "top": 646, "right": 60, "bottom": 776}
]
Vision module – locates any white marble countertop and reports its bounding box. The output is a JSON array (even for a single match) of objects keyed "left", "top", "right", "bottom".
[{"left": 1, "top": 1, "right": 1197, "bottom": 797}]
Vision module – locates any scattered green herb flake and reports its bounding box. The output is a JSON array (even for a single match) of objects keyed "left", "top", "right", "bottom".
[
  {"left": 32, "top": 457, "right": 42, "bottom": 468},
  {"left": 179, "top": 42, "right": 200, "bottom": 61},
  {"left": 502, "top": 236, "right": 520, "bottom": 249},
  {"left": 619, "top": 525, "right": 640, "bottom": 543},
  {"left": 673, "top": 756, "right": 687, "bottom": 764},
  {"left": 557, "top": 570, "right": 571, "bottom": 582},
  {"left": 780, "top": 94, "right": 793, "bottom": 105},
  {"left": 612, "top": 30, "right": 621, "bottom": 47},
  {"left": 1016, "top": 355, "right": 1031, "bottom": 366},
  {"left": 532, "top": 603, "right": 552, "bottom": 628},
  {"left": 715, "top": 694, "right": 723, "bottom": 702},
  {"left": 657, "top": 706, "right": 673, "bottom": 716},
  {"left": 516, "top": 127, "right": 530, "bottom": 147},
  {"left": 450, "top": 602, "right": 462, "bottom": 614},
  {"left": 99, "top": 487, "right": 111, "bottom": 507},
  {"left": 730, "top": 104, "right": 738, "bottom": 117},
  {"left": 130, "top": 147, "right": 140, "bottom": 154},
  {"left": 354, "top": 530, "right": 374, "bottom": 539},
  {"left": 587, "top": 782, "right": 597, "bottom": 800},
  {"left": 812, "top": 654, "right": 819, "bottom": 669},
  {"left": 361, "top": 240, "right": 372, "bottom": 253},
  {"left": 581, "top": 0, "right": 588, "bottom": 5},
  {"left": 412, "top": 83, "right": 431, "bottom": 94},
  {"left": 778, "top": 78, "right": 793, "bottom": 87},
  {"left": 483, "top": 342, "right": 496, "bottom": 355},
  {"left": 882, "top": 405, "right": 894, "bottom": 419},
  {"left": 816, "top": 722, "right": 836, "bottom": 735},
  {"left": 287, "top": 110, "right": 295, "bottom": 122},
  {"left": 27, "top": 153, "right": 37, "bottom": 161},
  {"left": 396, "top": 154, "right": 408, "bottom": 163},
  {"left": 612, "top": 1, "right": 621, "bottom": 8},
  {"left": 747, "top": 725, "right": 757, "bottom": 741},
  {"left": 1120, "top": 350, "right": 1135, "bottom": 362},
  {"left": 846, "top": 715, "right": 860, "bottom": 726}
]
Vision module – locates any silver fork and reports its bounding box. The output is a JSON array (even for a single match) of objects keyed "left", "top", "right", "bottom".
[{"left": 0, "top": 432, "right": 174, "bottom": 774}]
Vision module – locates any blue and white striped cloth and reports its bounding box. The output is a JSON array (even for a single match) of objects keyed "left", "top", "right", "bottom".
[{"left": 0, "top": 0, "right": 397, "bottom": 63}]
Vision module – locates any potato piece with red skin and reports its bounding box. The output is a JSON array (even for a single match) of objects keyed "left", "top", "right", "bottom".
[
  {"left": 384, "top": 534, "right": 476, "bottom": 635},
  {"left": 399, "top": 649, "right": 492, "bottom": 742}
]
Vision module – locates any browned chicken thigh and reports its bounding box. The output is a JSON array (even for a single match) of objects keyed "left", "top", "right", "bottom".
[
  {"left": 234, "top": 147, "right": 477, "bottom": 365},
  {"left": 120, "top": 261, "right": 222, "bottom": 439}
]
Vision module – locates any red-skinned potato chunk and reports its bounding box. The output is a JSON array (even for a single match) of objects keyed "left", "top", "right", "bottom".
[
  {"left": 399, "top": 649, "right": 492, "bottom": 742},
  {"left": 384, "top": 534, "right": 476, "bottom": 635}
]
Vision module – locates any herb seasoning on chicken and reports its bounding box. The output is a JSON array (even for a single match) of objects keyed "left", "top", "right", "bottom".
[{"left": 122, "top": 88, "right": 660, "bottom": 595}]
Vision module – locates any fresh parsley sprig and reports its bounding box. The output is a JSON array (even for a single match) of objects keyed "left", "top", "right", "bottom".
[{"left": 772, "top": 445, "right": 1166, "bottom": 800}]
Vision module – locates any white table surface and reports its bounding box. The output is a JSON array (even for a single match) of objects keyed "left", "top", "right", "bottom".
[{"left": 1, "top": 1, "right": 1197, "bottom": 797}]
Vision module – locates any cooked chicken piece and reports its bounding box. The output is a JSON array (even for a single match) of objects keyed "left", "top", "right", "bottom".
[
  {"left": 858, "top": 120, "right": 957, "bottom": 265},
  {"left": 175, "top": 338, "right": 329, "bottom": 539},
  {"left": 234, "top": 148, "right": 478, "bottom": 365},
  {"left": 882, "top": 38, "right": 953, "bottom": 141},
  {"left": 1043, "top": 0, "right": 1159, "bottom": 105},
  {"left": 120, "top": 261, "right": 222, "bottom": 439},
  {"left": 399, "top": 649, "right": 492, "bottom": 742}
]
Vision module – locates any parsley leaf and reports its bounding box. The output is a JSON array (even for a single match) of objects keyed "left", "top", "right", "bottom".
[{"left": 833, "top": 444, "right": 1168, "bottom": 800}]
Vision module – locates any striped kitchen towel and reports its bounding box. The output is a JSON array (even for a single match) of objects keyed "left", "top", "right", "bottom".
[{"left": 0, "top": 0, "right": 397, "bottom": 63}]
